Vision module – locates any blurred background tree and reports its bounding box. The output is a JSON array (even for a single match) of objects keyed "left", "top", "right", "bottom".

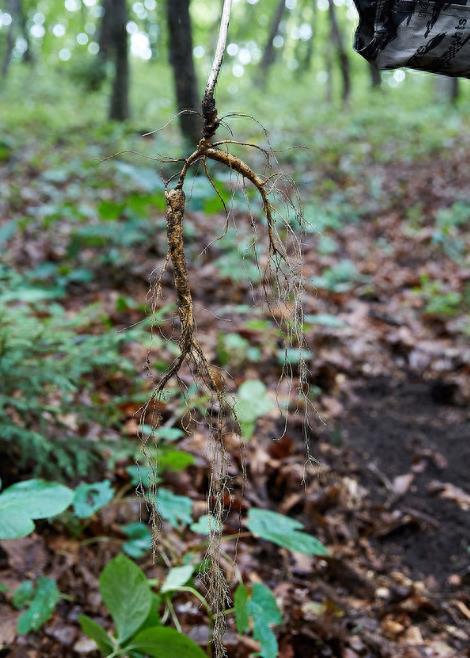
[{"left": 1, "top": 0, "right": 466, "bottom": 137}]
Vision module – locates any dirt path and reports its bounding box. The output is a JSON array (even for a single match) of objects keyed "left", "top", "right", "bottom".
[{"left": 342, "top": 376, "right": 469, "bottom": 585}]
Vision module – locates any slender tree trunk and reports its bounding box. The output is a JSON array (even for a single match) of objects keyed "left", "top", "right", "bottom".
[
  {"left": 2, "top": 0, "right": 18, "bottom": 77},
  {"left": 2, "top": 0, "right": 34, "bottom": 76},
  {"left": 325, "top": 44, "right": 333, "bottom": 104},
  {"left": 302, "top": 0, "right": 317, "bottom": 72},
  {"left": 327, "top": 0, "right": 351, "bottom": 104},
  {"left": 99, "top": 0, "right": 112, "bottom": 63},
  {"left": 258, "top": 0, "right": 287, "bottom": 80},
  {"left": 107, "top": 0, "right": 130, "bottom": 121},
  {"left": 166, "top": 0, "right": 201, "bottom": 145},
  {"left": 18, "top": 0, "right": 33, "bottom": 64},
  {"left": 368, "top": 61, "right": 381, "bottom": 88}
]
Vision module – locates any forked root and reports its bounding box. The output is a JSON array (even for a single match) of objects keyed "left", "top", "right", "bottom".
[
  {"left": 145, "top": 10, "right": 306, "bottom": 652},
  {"left": 159, "top": 139, "right": 289, "bottom": 399},
  {"left": 154, "top": 135, "right": 291, "bottom": 658}
]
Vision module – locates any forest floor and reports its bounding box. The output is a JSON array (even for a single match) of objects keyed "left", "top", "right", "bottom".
[{"left": 0, "top": 117, "right": 469, "bottom": 658}]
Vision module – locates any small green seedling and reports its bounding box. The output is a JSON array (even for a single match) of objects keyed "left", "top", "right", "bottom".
[
  {"left": 234, "top": 582, "right": 282, "bottom": 658},
  {"left": 12, "top": 577, "right": 61, "bottom": 635},
  {"left": 233, "top": 380, "right": 276, "bottom": 440},
  {"left": 79, "top": 554, "right": 207, "bottom": 657}
]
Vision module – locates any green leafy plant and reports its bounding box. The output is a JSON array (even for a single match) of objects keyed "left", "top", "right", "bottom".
[
  {"left": 0, "top": 267, "right": 143, "bottom": 477},
  {"left": 156, "top": 488, "right": 193, "bottom": 528},
  {"left": 303, "top": 199, "right": 359, "bottom": 233},
  {"left": 233, "top": 380, "right": 276, "bottom": 439},
  {"left": 247, "top": 508, "right": 328, "bottom": 556},
  {"left": 73, "top": 480, "right": 115, "bottom": 519},
  {"left": 190, "top": 514, "right": 222, "bottom": 535},
  {"left": 276, "top": 347, "right": 313, "bottom": 366},
  {"left": 0, "top": 478, "right": 119, "bottom": 540},
  {"left": 304, "top": 313, "right": 345, "bottom": 329},
  {"left": 310, "top": 260, "right": 366, "bottom": 293},
  {"left": 234, "top": 583, "right": 282, "bottom": 658},
  {"left": 413, "top": 275, "right": 463, "bottom": 318},
  {"left": 0, "top": 479, "right": 74, "bottom": 540},
  {"left": 12, "top": 577, "right": 61, "bottom": 635},
  {"left": 121, "top": 522, "right": 153, "bottom": 559},
  {"left": 79, "top": 554, "right": 207, "bottom": 657},
  {"left": 216, "top": 332, "right": 261, "bottom": 367},
  {"left": 432, "top": 202, "right": 469, "bottom": 262},
  {"left": 213, "top": 229, "right": 262, "bottom": 283}
]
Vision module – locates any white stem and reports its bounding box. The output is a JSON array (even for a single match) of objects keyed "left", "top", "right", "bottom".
[{"left": 204, "top": 0, "right": 233, "bottom": 101}]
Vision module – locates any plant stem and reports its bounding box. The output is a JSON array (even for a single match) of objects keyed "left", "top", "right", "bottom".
[
  {"left": 203, "top": 0, "right": 232, "bottom": 104},
  {"left": 167, "top": 598, "right": 182, "bottom": 633},
  {"left": 170, "top": 586, "right": 213, "bottom": 617},
  {"left": 201, "top": 0, "right": 232, "bottom": 138}
]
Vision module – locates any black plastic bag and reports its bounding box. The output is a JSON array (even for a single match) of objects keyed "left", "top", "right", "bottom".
[{"left": 353, "top": 0, "right": 470, "bottom": 78}]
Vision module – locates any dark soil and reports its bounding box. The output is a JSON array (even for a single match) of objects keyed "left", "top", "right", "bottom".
[{"left": 342, "top": 375, "right": 470, "bottom": 585}]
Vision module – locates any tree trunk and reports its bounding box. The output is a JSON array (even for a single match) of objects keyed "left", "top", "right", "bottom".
[
  {"left": 2, "top": 0, "right": 34, "bottom": 76},
  {"left": 99, "top": 0, "right": 113, "bottom": 63},
  {"left": 166, "top": 0, "right": 201, "bottom": 145},
  {"left": 327, "top": 0, "right": 351, "bottom": 104},
  {"left": 107, "top": 0, "right": 130, "bottom": 121},
  {"left": 368, "top": 61, "right": 381, "bottom": 88},
  {"left": 2, "top": 0, "right": 18, "bottom": 77},
  {"left": 259, "top": 0, "right": 287, "bottom": 80},
  {"left": 301, "top": 0, "right": 317, "bottom": 72},
  {"left": 18, "top": 0, "right": 33, "bottom": 64},
  {"left": 325, "top": 44, "right": 333, "bottom": 104}
]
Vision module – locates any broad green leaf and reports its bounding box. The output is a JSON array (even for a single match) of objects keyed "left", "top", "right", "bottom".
[
  {"left": 158, "top": 449, "right": 195, "bottom": 472},
  {"left": 190, "top": 514, "right": 222, "bottom": 535},
  {"left": 0, "top": 480, "right": 74, "bottom": 540},
  {"left": 73, "top": 480, "right": 114, "bottom": 519},
  {"left": 137, "top": 593, "right": 162, "bottom": 632},
  {"left": 156, "top": 427, "right": 184, "bottom": 441},
  {"left": 249, "top": 584, "right": 282, "bottom": 626},
  {"left": 234, "top": 380, "right": 276, "bottom": 440},
  {"left": 98, "top": 199, "right": 124, "bottom": 221},
  {"left": 132, "top": 627, "right": 207, "bottom": 658},
  {"left": 311, "top": 260, "right": 363, "bottom": 293},
  {"left": 17, "top": 577, "right": 60, "bottom": 635},
  {"left": 3, "top": 286, "right": 65, "bottom": 302},
  {"left": 317, "top": 235, "right": 339, "bottom": 255},
  {"left": 79, "top": 614, "right": 113, "bottom": 655},
  {"left": 276, "top": 348, "right": 312, "bottom": 365},
  {"left": 12, "top": 581, "right": 34, "bottom": 609},
  {"left": 161, "top": 565, "right": 194, "bottom": 593},
  {"left": 126, "top": 465, "right": 157, "bottom": 488},
  {"left": 99, "top": 554, "right": 152, "bottom": 643},
  {"left": 247, "top": 508, "right": 328, "bottom": 556},
  {"left": 247, "top": 584, "right": 282, "bottom": 658},
  {"left": 121, "top": 522, "right": 153, "bottom": 559},
  {"left": 156, "top": 488, "right": 192, "bottom": 528},
  {"left": 114, "top": 162, "right": 164, "bottom": 193},
  {"left": 251, "top": 616, "right": 278, "bottom": 658},
  {"left": 303, "top": 314, "right": 345, "bottom": 329},
  {"left": 217, "top": 332, "right": 249, "bottom": 367},
  {"left": 234, "top": 584, "right": 249, "bottom": 634}
]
